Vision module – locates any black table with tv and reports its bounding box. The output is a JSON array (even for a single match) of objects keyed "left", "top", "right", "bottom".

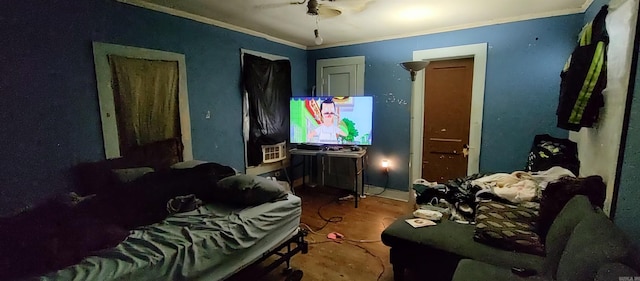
[{"left": 289, "top": 147, "right": 367, "bottom": 208}]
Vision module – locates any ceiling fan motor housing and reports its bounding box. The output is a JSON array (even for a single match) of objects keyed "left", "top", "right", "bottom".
[{"left": 307, "top": 0, "right": 319, "bottom": 15}]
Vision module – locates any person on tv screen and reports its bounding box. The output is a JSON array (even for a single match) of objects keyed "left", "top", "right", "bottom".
[{"left": 307, "top": 99, "right": 347, "bottom": 144}]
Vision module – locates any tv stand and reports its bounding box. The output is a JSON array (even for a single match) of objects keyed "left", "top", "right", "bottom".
[
  {"left": 296, "top": 143, "right": 325, "bottom": 150},
  {"left": 289, "top": 148, "right": 367, "bottom": 208}
]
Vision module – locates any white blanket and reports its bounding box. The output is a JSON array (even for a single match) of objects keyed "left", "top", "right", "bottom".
[{"left": 471, "top": 166, "right": 575, "bottom": 203}]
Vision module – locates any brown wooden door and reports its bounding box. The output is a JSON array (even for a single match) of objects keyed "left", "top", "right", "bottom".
[{"left": 422, "top": 58, "right": 474, "bottom": 182}]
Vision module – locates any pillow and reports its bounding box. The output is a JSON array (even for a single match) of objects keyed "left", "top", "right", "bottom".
[
  {"left": 73, "top": 157, "right": 139, "bottom": 195},
  {"left": 111, "top": 167, "right": 154, "bottom": 183},
  {"left": 172, "top": 161, "right": 237, "bottom": 180},
  {"left": 215, "top": 174, "right": 288, "bottom": 206},
  {"left": 473, "top": 201, "right": 544, "bottom": 256},
  {"left": 537, "top": 175, "right": 605, "bottom": 238}
]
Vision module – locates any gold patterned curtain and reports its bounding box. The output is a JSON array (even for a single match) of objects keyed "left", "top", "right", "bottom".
[{"left": 108, "top": 55, "right": 180, "bottom": 154}]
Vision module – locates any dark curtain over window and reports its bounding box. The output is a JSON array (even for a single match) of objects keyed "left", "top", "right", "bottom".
[
  {"left": 242, "top": 53, "right": 292, "bottom": 166},
  {"left": 108, "top": 55, "right": 181, "bottom": 156}
]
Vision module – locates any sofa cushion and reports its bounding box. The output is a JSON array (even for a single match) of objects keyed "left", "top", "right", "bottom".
[
  {"left": 542, "top": 195, "right": 595, "bottom": 279},
  {"left": 452, "top": 259, "right": 551, "bottom": 281},
  {"left": 381, "top": 214, "right": 545, "bottom": 272},
  {"left": 556, "top": 211, "right": 634, "bottom": 281},
  {"left": 594, "top": 263, "right": 639, "bottom": 281},
  {"left": 473, "top": 201, "right": 544, "bottom": 256}
]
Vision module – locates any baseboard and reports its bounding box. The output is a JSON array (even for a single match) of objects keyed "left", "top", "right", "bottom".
[{"left": 363, "top": 185, "right": 409, "bottom": 202}]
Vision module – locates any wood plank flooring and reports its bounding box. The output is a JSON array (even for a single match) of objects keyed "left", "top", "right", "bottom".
[{"left": 234, "top": 185, "right": 412, "bottom": 281}]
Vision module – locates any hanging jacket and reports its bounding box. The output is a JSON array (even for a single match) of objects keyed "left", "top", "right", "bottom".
[{"left": 556, "top": 5, "right": 609, "bottom": 131}]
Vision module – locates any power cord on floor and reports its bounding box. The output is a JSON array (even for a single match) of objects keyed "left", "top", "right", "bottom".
[
  {"left": 299, "top": 223, "right": 381, "bottom": 243},
  {"left": 381, "top": 216, "right": 397, "bottom": 229},
  {"left": 346, "top": 241, "right": 385, "bottom": 281},
  {"left": 299, "top": 180, "right": 391, "bottom": 280},
  {"left": 369, "top": 169, "right": 389, "bottom": 196},
  {"left": 314, "top": 198, "right": 343, "bottom": 232},
  {"left": 298, "top": 223, "right": 385, "bottom": 281}
]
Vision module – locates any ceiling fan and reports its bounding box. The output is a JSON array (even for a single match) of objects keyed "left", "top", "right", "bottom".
[{"left": 255, "top": 0, "right": 370, "bottom": 19}]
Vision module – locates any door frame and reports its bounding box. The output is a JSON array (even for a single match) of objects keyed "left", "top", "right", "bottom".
[
  {"left": 409, "top": 43, "right": 487, "bottom": 191},
  {"left": 316, "top": 56, "right": 365, "bottom": 96},
  {"left": 240, "top": 49, "right": 291, "bottom": 176}
]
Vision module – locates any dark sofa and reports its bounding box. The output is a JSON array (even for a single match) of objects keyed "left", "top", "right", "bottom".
[{"left": 381, "top": 195, "right": 640, "bottom": 281}]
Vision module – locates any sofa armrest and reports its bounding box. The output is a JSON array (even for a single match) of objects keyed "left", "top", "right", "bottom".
[{"left": 594, "top": 263, "right": 639, "bottom": 281}]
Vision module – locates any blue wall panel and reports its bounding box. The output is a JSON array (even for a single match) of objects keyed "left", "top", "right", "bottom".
[
  {"left": 0, "top": 0, "right": 307, "bottom": 215},
  {"left": 309, "top": 16, "right": 583, "bottom": 190},
  {"left": 616, "top": 49, "right": 640, "bottom": 245},
  {"left": 3, "top": 0, "right": 636, "bottom": 245}
]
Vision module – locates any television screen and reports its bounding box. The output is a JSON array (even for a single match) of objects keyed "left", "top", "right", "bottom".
[{"left": 290, "top": 96, "right": 373, "bottom": 145}]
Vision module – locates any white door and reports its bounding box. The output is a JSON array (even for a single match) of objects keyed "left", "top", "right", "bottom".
[
  {"left": 315, "top": 56, "right": 365, "bottom": 189},
  {"left": 322, "top": 65, "right": 357, "bottom": 97},
  {"left": 316, "top": 56, "right": 365, "bottom": 97}
]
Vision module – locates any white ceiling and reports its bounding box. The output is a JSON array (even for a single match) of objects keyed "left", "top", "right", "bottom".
[{"left": 119, "top": 0, "right": 593, "bottom": 49}]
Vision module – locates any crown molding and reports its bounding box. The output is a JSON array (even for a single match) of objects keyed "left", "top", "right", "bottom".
[
  {"left": 118, "top": 0, "right": 592, "bottom": 51},
  {"left": 116, "top": 0, "right": 308, "bottom": 50},
  {"left": 309, "top": 7, "right": 590, "bottom": 50}
]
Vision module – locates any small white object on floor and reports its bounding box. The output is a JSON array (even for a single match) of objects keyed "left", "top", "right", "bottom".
[
  {"left": 339, "top": 194, "right": 355, "bottom": 201},
  {"left": 413, "top": 209, "right": 443, "bottom": 221},
  {"left": 405, "top": 218, "right": 437, "bottom": 228}
]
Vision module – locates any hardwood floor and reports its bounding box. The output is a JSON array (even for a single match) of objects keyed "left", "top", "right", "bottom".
[{"left": 237, "top": 185, "right": 411, "bottom": 281}]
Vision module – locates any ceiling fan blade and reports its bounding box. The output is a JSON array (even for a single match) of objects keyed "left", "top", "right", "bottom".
[
  {"left": 320, "top": 0, "right": 370, "bottom": 2},
  {"left": 317, "top": 6, "right": 342, "bottom": 18},
  {"left": 321, "top": 0, "right": 371, "bottom": 13},
  {"left": 254, "top": 1, "right": 306, "bottom": 10}
]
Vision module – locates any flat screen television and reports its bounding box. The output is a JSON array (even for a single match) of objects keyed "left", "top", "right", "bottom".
[{"left": 290, "top": 96, "right": 373, "bottom": 145}]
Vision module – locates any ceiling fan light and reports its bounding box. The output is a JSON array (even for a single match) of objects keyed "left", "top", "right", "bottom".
[{"left": 314, "top": 29, "right": 323, "bottom": 45}]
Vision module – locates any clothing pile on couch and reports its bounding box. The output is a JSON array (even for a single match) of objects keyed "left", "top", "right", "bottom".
[
  {"left": 416, "top": 166, "right": 578, "bottom": 222},
  {"left": 383, "top": 133, "right": 639, "bottom": 281},
  {"left": 412, "top": 134, "right": 601, "bottom": 255},
  {"left": 414, "top": 166, "right": 607, "bottom": 255}
]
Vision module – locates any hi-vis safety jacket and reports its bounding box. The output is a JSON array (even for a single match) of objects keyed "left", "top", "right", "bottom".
[{"left": 557, "top": 5, "right": 609, "bottom": 131}]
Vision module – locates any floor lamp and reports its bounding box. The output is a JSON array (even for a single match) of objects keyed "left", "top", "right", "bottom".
[{"left": 400, "top": 61, "right": 429, "bottom": 206}]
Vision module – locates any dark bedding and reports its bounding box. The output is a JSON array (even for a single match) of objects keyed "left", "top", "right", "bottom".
[
  {"left": 0, "top": 162, "right": 236, "bottom": 280},
  {"left": 84, "top": 162, "right": 235, "bottom": 229}
]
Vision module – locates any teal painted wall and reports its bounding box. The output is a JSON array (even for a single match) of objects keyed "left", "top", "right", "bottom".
[
  {"left": 1, "top": 0, "right": 637, "bottom": 246},
  {"left": 616, "top": 47, "right": 640, "bottom": 244},
  {"left": 308, "top": 15, "right": 583, "bottom": 190},
  {"left": 581, "top": 0, "right": 640, "bottom": 245},
  {"left": 0, "top": 0, "right": 307, "bottom": 215},
  {"left": 606, "top": 0, "right": 640, "bottom": 244}
]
